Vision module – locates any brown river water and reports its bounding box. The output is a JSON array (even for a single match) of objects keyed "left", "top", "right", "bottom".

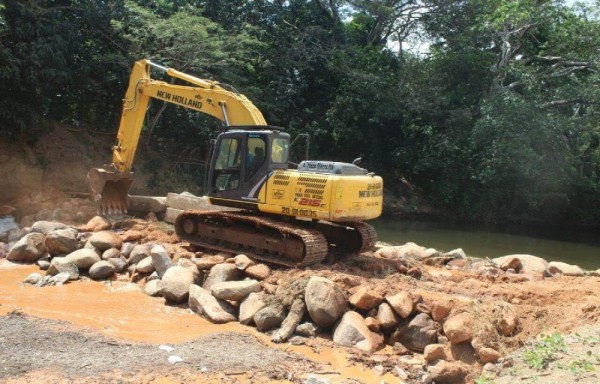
[{"left": 0, "top": 261, "right": 401, "bottom": 383}]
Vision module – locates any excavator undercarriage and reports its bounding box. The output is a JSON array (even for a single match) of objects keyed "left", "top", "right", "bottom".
[{"left": 174, "top": 210, "right": 377, "bottom": 267}]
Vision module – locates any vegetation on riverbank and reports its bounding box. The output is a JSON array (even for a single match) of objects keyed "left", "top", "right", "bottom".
[{"left": 1, "top": 1, "right": 599, "bottom": 226}]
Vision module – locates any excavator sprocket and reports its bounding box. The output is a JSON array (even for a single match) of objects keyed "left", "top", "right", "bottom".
[
  {"left": 175, "top": 210, "right": 329, "bottom": 267},
  {"left": 174, "top": 210, "right": 377, "bottom": 267}
]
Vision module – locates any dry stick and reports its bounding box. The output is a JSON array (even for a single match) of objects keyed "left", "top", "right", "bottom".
[{"left": 520, "top": 372, "right": 551, "bottom": 380}]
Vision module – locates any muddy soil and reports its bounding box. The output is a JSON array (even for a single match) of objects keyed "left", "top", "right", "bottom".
[{"left": 0, "top": 312, "right": 317, "bottom": 383}]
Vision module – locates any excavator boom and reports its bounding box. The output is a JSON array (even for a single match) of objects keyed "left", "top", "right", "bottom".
[{"left": 88, "top": 59, "right": 265, "bottom": 214}]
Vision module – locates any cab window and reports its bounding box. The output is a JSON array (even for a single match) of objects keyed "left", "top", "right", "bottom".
[
  {"left": 214, "top": 137, "right": 241, "bottom": 190},
  {"left": 246, "top": 136, "right": 266, "bottom": 180},
  {"left": 271, "top": 138, "right": 289, "bottom": 164}
]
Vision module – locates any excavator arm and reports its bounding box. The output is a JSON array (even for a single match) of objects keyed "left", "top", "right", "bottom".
[{"left": 87, "top": 59, "right": 266, "bottom": 214}]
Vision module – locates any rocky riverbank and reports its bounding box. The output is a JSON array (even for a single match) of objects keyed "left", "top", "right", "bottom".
[{"left": 2, "top": 206, "right": 600, "bottom": 384}]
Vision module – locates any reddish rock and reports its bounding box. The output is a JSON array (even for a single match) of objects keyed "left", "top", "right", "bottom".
[
  {"left": 89, "top": 231, "right": 123, "bottom": 251},
  {"left": 194, "top": 255, "right": 226, "bottom": 270},
  {"left": 431, "top": 301, "right": 453, "bottom": 322},
  {"left": 444, "top": 313, "right": 474, "bottom": 344},
  {"left": 385, "top": 291, "right": 413, "bottom": 318},
  {"left": 424, "top": 344, "right": 447, "bottom": 362},
  {"left": 498, "top": 310, "right": 518, "bottom": 336},
  {"left": 349, "top": 287, "right": 384, "bottom": 310},
  {"left": 478, "top": 347, "right": 501, "bottom": 363},
  {"left": 245, "top": 263, "right": 271, "bottom": 280},
  {"left": 80, "top": 216, "right": 111, "bottom": 232},
  {"left": 427, "top": 360, "right": 468, "bottom": 384},
  {"left": 121, "top": 230, "right": 142, "bottom": 242}
]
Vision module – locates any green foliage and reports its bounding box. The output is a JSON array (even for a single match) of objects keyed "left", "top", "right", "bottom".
[
  {"left": 474, "top": 374, "right": 497, "bottom": 384},
  {"left": 0, "top": 0, "right": 599, "bottom": 226},
  {"left": 523, "top": 333, "right": 568, "bottom": 370}
]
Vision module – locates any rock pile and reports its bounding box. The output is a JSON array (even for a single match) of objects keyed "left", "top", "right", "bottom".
[{"left": 4, "top": 216, "right": 595, "bottom": 383}]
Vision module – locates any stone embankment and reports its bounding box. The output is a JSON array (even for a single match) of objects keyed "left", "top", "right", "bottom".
[{"left": 1, "top": 212, "right": 599, "bottom": 383}]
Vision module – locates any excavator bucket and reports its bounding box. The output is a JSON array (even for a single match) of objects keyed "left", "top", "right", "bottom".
[{"left": 87, "top": 166, "right": 133, "bottom": 215}]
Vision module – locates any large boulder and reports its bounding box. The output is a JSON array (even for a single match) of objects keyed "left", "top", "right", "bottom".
[
  {"left": 30, "top": 221, "right": 69, "bottom": 234},
  {"left": 89, "top": 260, "right": 116, "bottom": 280},
  {"left": 89, "top": 231, "right": 123, "bottom": 251},
  {"left": 202, "top": 263, "right": 241, "bottom": 289},
  {"left": 211, "top": 280, "right": 261, "bottom": 301},
  {"left": 305, "top": 276, "right": 348, "bottom": 328},
  {"left": 444, "top": 313, "right": 474, "bottom": 344},
  {"left": 392, "top": 313, "right": 439, "bottom": 352},
  {"left": 492, "top": 254, "right": 548, "bottom": 274},
  {"left": 162, "top": 266, "right": 196, "bottom": 303},
  {"left": 188, "top": 285, "right": 237, "bottom": 323},
  {"left": 547, "top": 261, "right": 585, "bottom": 277},
  {"left": 64, "top": 248, "right": 101, "bottom": 270},
  {"left": 47, "top": 257, "right": 79, "bottom": 280},
  {"left": 239, "top": 292, "right": 267, "bottom": 325},
  {"left": 150, "top": 245, "right": 172, "bottom": 278},
  {"left": 7, "top": 233, "right": 46, "bottom": 262},
  {"left": 45, "top": 228, "right": 79, "bottom": 255},
  {"left": 333, "top": 311, "right": 384, "bottom": 353}
]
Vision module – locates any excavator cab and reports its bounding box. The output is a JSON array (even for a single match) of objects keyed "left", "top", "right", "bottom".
[{"left": 207, "top": 127, "right": 289, "bottom": 208}]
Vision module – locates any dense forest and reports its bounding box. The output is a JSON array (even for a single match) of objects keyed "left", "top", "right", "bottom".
[{"left": 0, "top": 0, "right": 599, "bottom": 226}]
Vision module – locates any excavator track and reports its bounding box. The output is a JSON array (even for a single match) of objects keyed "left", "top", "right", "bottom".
[
  {"left": 175, "top": 210, "right": 329, "bottom": 267},
  {"left": 174, "top": 211, "right": 377, "bottom": 267}
]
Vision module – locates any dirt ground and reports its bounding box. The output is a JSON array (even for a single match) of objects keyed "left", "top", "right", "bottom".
[{"left": 0, "top": 312, "right": 317, "bottom": 384}]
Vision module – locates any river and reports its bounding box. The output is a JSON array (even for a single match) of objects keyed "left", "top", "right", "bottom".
[{"left": 372, "top": 219, "right": 600, "bottom": 270}]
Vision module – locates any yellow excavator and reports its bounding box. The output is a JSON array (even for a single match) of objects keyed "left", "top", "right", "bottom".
[{"left": 88, "top": 59, "right": 383, "bottom": 266}]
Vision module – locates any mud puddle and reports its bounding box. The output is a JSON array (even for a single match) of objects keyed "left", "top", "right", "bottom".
[{"left": 0, "top": 261, "right": 401, "bottom": 383}]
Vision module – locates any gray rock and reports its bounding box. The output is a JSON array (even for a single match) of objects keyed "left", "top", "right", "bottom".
[
  {"left": 377, "top": 302, "right": 400, "bottom": 332},
  {"left": 333, "top": 311, "right": 384, "bottom": 352},
  {"left": 89, "top": 260, "right": 116, "bottom": 280},
  {"left": 296, "top": 322, "right": 318, "bottom": 338},
  {"left": 121, "top": 242, "right": 135, "bottom": 258},
  {"left": 89, "top": 231, "right": 123, "bottom": 251},
  {"left": 45, "top": 228, "right": 79, "bottom": 255},
  {"left": 128, "top": 244, "right": 152, "bottom": 265},
  {"left": 426, "top": 360, "right": 468, "bottom": 384},
  {"left": 392, "top": 313, "right": 439, "bottom": 352},
  {"left": 136, "top": 256, "right": 154, "bottom": 274},
  {"left": 211, "top": 280, "right": 261, "bottom": 301},
  {"left": 239, "top": 292, "right": 267, "bottom": 325},
  {"left": 53, "top": 272, "right": 71, "bottom": 286},
  {"left": 102, "top": 248, "right": 121, "bottom": 261},
  {"left": 64, "top": 248, "right": 101, "bottom": 270},
  {"left": 37, "top": 259, "right": 51, "bottom": 271},
  {"left": 147, "top": 271, "right": 160, "bottom": 281},
  {"left": 492, "top": 254, "right": 548, "bottom": 274},
  {"left": 254, "top": 304, "right": 286, "bottom": 332},
  {"left": 305, "top": 276, "right": 348, "bottom": 328},
  {"left": 23, "top": 273, "right": 43, "bottom": 285},
  {"left": 162, "top": 266, "right": 196, "bottom": 303},
  {"left": 203, "top": 263, "right": 241, "bottom": 289},
  {"left": 144, "top": 280, "right": 163, "bottom": 297},
  {"left": 7, "top": 233, "right": 47, "bottom": 263},
  {"left": 30, "top": 221, "right": 69, "bottom": 234},
  {"left": 234, "top": 254, "right": 256, "bottom": 270},
  {"left": 150, "top": 245, "right": 172, "bottom": 278},
  {"left": 304, "top": 375, "right": 331, "bottom": 384},
  {"left": 107, "top": 257, "right": 127, "bottom": 273},
  {"left": 188, "top": 285, "right": 237, "bottom": 323},
  {"left": 548, "top": 261, "right": 585, "bottom": 276},
  {"left": 443, "top": 248, "right": 467, "bottom": 259},
  {"left": 47, "top": 257, "right": 80, "bottom": 280}
]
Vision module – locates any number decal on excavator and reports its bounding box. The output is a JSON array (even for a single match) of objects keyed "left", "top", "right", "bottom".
[
  {"left": 298, "top": 198, "right": 322, "bottom": 207},
  {"left": 282, "top": 206, "right": 317, "bottom": 218}
]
